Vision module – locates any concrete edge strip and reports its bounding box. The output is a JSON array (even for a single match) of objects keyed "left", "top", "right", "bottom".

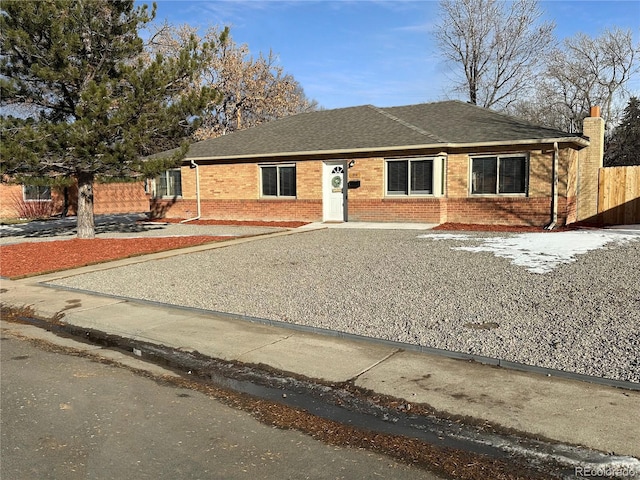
[{"left": 29, "top": 282, "right": 640, "bottom": 392}]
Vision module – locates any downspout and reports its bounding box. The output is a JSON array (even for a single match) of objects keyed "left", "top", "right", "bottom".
[
  {"left": 180, "top": 160, "right": 201, "bottom": 223},
  {"left": 545, "top": 142, "right": 559, "bottom": 230}
]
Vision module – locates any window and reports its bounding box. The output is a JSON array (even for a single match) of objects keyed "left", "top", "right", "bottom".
[
  {"left": 499, "top": 156, "right": 527, "bottom": 194},
  {"left": 154, "top": 169, "right": 182, "bottom": 198},
  {"left": 23, "top": 185, "right": 52, "bottom": 201},
  {"left": 386, "top": 158, "right": 433, "bottom": 195},
  {"left": 471, "top": 155, "right": 527, "bottom": 195},
  {"left": 261, "top": 165, "right": 296, "bottom": 197}
]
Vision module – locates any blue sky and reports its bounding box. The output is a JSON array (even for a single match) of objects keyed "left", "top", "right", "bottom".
[{"left": 146, "top": 0, "right": 640, "bottom": 109}]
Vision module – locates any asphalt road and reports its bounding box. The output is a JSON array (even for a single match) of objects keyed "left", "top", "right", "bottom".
[{"left": 0, "top": 333, "right": 441, "bottom": 480}]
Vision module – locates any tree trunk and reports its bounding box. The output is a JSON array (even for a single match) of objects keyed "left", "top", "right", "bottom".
[
  {"left": 61, "top": 187, "right": 69, "bottom": 218},
  {"left": 76, "top": 172, "right": 96, "bottom": 239}
]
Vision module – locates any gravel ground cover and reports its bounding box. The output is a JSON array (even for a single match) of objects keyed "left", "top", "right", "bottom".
[{"left": 49, "top": 228, "right": 640, "bottom": 383}]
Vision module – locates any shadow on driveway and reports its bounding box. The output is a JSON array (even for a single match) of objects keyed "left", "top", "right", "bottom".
[{"left": 0, "top": 213, "right": 153, "bottom": 240}]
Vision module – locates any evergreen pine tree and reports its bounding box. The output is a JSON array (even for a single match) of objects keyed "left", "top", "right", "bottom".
[
  {"left": 605, "top": 97, "right": 640, "bottom": 167},
  {"left": 0, "top": 0, "right": 217, "bottom": 237}
]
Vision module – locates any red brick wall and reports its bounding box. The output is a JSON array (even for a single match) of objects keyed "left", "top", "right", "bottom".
[
  {"left": 93, "top": 182, "right": 148, "bottom": 214},
  {"left": 151, "top": 198, "right": 322, "bottom": 222},
  {"left": 1, "top": 181, "right": 148, "bottom": 219},
  {"left": 348, "top": 198, "right": 444, "bottom": 223},
  {"left": 444, "top": 196, "right": 567, "bottom": 226},
  {"left": 347, "top": 197, "right": 564, "bottom": 226}
]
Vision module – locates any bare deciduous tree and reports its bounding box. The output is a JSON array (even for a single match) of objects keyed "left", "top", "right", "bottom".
[
  {"left": 509, "top": 28, "right": 639, "bottom": 132},
  {"left": 434, "top": 0, "right": 555, "bottom": 109},
  {"left": 146, "top": 23, "right": 317, "bottom": 140}
]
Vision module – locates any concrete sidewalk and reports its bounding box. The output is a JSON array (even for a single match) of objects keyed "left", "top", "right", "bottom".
[{"left": 2, "top": 271, "right": 639, "bottom": 461}]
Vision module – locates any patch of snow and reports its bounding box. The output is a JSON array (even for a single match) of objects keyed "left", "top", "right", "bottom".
[
  {"left": 605, "top": 225, "right": 640, "bottom": 233},
  {"left": 417, "top": 233, "right": 472, "bottom": 241},
  {"left": 420, "top": 230, "right": 640, "bottom": 274}
]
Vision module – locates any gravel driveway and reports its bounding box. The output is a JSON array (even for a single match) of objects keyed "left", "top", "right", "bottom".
[{"left": 49, "top": 227, "right": 640, "bottom": 383}]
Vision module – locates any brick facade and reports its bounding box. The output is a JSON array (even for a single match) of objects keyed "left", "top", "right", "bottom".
[
  {"left": 151, "top": 198, "right": 323, "bottom": 222},
  {"left": 348, "top": 198, "right": 444, "bottom": 223},
  {"left": 93, "top": 182, "right": 148, "bottom": 214},
  {"left": 444, "top": 197, "right": 563, "bottom": 225},
  {"left": 151, "top": 143, "right": 588, "bottom": 227},
  {"left": 577, "top": 114, "right": 605, "bottom": 221},
  {"left": 0, "top": 183, "right": 71, "bottom": 218},
  {"left": 0, "top": 184, "right": 27, "bottom": 218},
  {"left": 0, "top": 181, "right": 148, "bottom": 219}
]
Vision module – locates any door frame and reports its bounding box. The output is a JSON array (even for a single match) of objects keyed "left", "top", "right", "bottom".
[{"left": 322, "top": 161, "right": 347, "bottom": 222}]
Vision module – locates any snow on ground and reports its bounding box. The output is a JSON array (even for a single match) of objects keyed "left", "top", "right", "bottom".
[
  {"left": 417, "top": 233, "right": 472, "bottom": 241},
  {"left": 418, "top": 229, "right": 640, "bottom": 274}
]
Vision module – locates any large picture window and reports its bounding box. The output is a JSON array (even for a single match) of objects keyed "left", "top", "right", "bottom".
[
  {"left": 471, "top": 155, "right": 527, "bottom": 195},
  {"left": 261, "top": 165, "right": 296, "bottom": 197},
  {"left": 386, "top": 158, "right": 434, "bottom": 195},
  {"left": 154, "top": 169, "right": 182, "bottom": 198},
  {"left": 23, "top": 185, "right": 52, "bottom": 201}
]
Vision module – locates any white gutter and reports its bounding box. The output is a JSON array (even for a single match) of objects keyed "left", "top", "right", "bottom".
[
  {"left": 545, "top": 142, "right": 559, "bottom": 230},
  {"left": 182, "top": 137, "right": 590, "bottom": 163},
  {"left": 180, "top": 160, "right": 201, "bottom": 224}
]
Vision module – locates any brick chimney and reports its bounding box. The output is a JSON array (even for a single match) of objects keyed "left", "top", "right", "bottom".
[{"left": 576, "top": 106, "right": 605, "bottom": 221}]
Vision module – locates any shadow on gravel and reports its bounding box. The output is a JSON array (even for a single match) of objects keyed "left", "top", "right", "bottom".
[{"left": 25, "top": 222, "right": 165, "bottom": 239}]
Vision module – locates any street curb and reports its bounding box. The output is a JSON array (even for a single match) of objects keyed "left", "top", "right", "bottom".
[{"left": 36, "top": 282, "right": 640, "bottom": 392}]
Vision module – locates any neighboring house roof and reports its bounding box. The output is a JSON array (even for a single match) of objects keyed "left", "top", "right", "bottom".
[{"left": 164, "top": 100, "right": 589, "bottom": 162}]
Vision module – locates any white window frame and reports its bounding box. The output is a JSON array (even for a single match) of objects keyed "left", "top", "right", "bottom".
[
  {"left": 23, "top": 185, "right": 52, "bottom": 202},
  {"left": 153, "top": 169, "right": 182, "bottom": 198},
  {"left": 260, "top": 164, "right": 297, "bottom": 198},
  {"left": 469, "top": 154, "right": 529, "bottom": 196},
  {"left": 385, "top": 156, "right": 444, "bottom": 197}
]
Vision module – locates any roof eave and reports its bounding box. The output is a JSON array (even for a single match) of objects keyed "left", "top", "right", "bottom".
[{"left": 184, "top": 136, "right": 589, "bottom": 163}]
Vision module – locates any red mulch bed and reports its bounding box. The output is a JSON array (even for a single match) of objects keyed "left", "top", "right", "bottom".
[
  {"left": 433, "top": 222, "right": 582, "bottom": 232},
  {"left": 0, "top": 236, "right": 227, "bottom": 279},
  {"left": 150, "top": 218, "right": 309, "bottom": 228}
]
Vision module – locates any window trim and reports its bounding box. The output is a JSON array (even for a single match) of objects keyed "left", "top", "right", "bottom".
[
  {"left": 153, "top": 168, "right": 183, "bottom": 199},
  {"left": 259, "top": 163, "right": 297, "bottom": 198},
  {"left": 23, "top": 185, "right": 52, "bottom": 202},
  {"left": 385, "top": 157, "right": 438, "bottom": 197},
  {"left": 469, "top": 153, "right": 529, "bottom": 196}
]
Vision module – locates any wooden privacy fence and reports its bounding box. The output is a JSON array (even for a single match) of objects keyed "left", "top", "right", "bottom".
[{"left": 597, "top": 166, "right": 640, "bottom": 225}]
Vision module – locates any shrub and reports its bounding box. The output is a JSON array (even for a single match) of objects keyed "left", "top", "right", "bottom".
[{"left": 11, "top": 191, "right": 54, "bottom": 219}]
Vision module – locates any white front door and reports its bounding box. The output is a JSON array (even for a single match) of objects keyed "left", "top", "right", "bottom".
[{"left": 323, "top": 161, "right": 346, "bottom": 222}]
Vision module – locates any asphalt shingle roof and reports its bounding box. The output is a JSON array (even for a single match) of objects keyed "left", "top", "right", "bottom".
[{"left": 178, "top": 100, "right": 586, "bottom": 161}]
